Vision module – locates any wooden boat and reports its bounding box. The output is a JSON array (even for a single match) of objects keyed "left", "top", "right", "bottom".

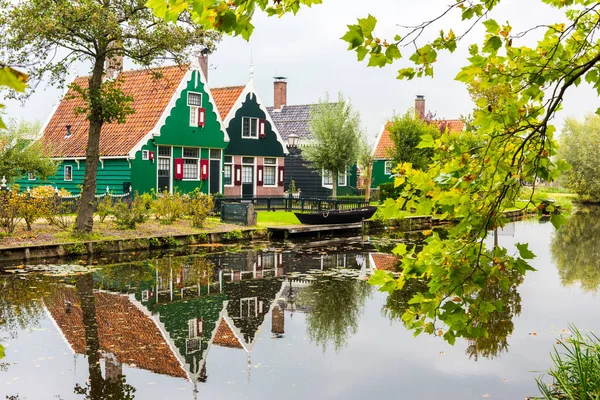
[{"left": 294, "top": 206, "right": 377, "bottom": 225}]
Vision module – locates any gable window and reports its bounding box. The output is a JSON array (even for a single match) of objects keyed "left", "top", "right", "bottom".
[
  {"left": 385, "top": 161, "right": 393, "bottom": 175},
  {"left": 27, "top": 172, "right": 35, "bottom": 181},
  {"left": 183, "top": 147, "right": 200, "bottom": 180},
  {"left": 241, "top": 297, "right": 259, "bottom": 318},
  {"left": 224, "top": 156, "right": 233, "bottom": 186},
  {"left": 242, "top": 117, "right": 258, "bottom": 139},
  {"left": 64, "top": 165, "right": 73, "bottom": 181},
  {"left": 263, "top": 158, "right": 277, "bottom": 186},
  {"left": 188, "top": 92, "right": 203, "bottom": 127},
  {"left": 142, "top": 150, "right": 149, "bottom": 161}
]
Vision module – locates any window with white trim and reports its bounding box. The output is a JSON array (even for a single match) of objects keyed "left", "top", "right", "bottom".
[
  {"left": 338, "top": 170, "right": 347, "bottom": 186},
  {"left": 27, "top": 172, "right": 35, "bottom": 181},
  {"left": 188, "top": 92, "right": 202, "bottom": 127},
  {"left": 322, "top": 170, "right": 333, "bottom": 187},
  {"left": 385, "top": 161, "right": 393, "bottom": 175},
  {"left": 224, "top": 156, "right": 233, "bottom": 186},
  {"left": 242, "top": 117, "right": 258, "bottom": 139},
  {"left": 263, "top": 158, "right": 276, "bottom": 186},
  {"left": 142, "top": 150, "right": 149, "bottom": 160},
  {"left": 183, "top": 147, "right": 200, "bottom": 180},
  {"left": 64, "top": 165, "right": 73, "bottom": 181},
  {"left": 241, "top": 297, "right": 258, "bottom": 318}
]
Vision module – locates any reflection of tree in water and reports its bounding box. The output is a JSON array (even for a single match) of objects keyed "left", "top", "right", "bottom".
[
  {"left": 73, "top": 273, "right": 136, "bottom": 400},
  {"left": 464, "top": 272, "right": 523, "bottom": 361},
  {"left": 382, "top": 278, "right": 429, "bottom": 322},
  {"left": 552, "top": 207, "right": 600, "bottom": 292},
  {"left": 296, "top": 277, "right": 372, "bottom": 352},
  {"left": 0, "top": 275, "right": 57, "bottom": 337}
]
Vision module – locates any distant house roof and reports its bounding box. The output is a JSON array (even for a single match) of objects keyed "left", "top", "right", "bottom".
[
  {"left": 40, "top": 65, "right": 189, "bottom": 157},
  {"left": 369, "top": 253, "right": 400, "bottom": 272},
  {"left": 372, "top": 118, "right": 465, "bottom": 160},
  {"left": 266, "top": 104, "right": 313, "bottom": 142},
  {"left": 45, "top": 288, "right": 187, "bottom": 379},
  {"left": 211, "top": 85, "right": 245, "bottom": 120}
]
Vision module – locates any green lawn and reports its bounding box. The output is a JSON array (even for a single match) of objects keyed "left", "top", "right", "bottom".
[{"left": 257, "top": 211, "right": 301, "bottom": 226}]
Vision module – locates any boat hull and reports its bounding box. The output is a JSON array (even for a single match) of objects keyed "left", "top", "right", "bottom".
[{"left": 294, "top": 206, "right": 377, "bottom": 225}]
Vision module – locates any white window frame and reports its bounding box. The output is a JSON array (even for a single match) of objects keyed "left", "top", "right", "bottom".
[
  {"left": 242, "top": 117, "right": 259, "bottom": 139},
  {"left": 188, "top": 92, "right": 203, "bottom": 128},
  {"left": 186, "top": 338, "right": 201, "bottom": 354},
  {"left": 338, "top": 170, "right": 347, "bottom": 187},
  {"left": 141, "top": 290, "right": 149, "bottom": 302},
  {"left": 385, "top": 161, "right": 393, "bottom": 175},
  {"left": 142, "top": 150, "right": 149, "bottom": 161},
  {"left": 27, "top": 172, "right": 36, "bottom": 181},
  {"left": 64, "top": 165, "right": 73, "bottom": 181},
  {"left": 182, "top": 147, "right": 200, "bottom": 181},
  {"left": 263, "top": 158, "right": 277, "bottom": 187},
  {"left": 224, "top": 162, "right": 233, "bottom": 187}
]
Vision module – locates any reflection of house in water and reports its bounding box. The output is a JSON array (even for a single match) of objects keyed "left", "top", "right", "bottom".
[{"left": 368, "top": 253, "right": 401, "bottom": 272}]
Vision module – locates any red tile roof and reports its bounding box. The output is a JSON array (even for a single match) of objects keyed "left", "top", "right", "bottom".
[
  {"left": 212, "top": 318, "right": 243, "bottom": 349},
  {"left": 373, "top": 118, "right": 465, "bottom": 160},
  {"left": 211, "top": 86, "right": 245, "bottom": 120},
  {"left": 45, "top": 288, "right": 187, "bottom": 379},
  {"left": 41, "top": 65, "right": 188, "bottom": 157},
  {"left": 370, "top": 253, "right": 400, "bottom": 271}
]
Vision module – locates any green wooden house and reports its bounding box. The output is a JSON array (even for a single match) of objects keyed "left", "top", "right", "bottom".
[
  {"left": 212, "top": 79, "right": 288, "bottom": 198},
  {"left": 18, "top": 64, "right": 229, "bottom": 195}
]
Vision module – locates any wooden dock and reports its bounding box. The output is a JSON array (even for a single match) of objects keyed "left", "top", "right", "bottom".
[{"left": 268, "top": 222, "right": 364, "bottom": 239}]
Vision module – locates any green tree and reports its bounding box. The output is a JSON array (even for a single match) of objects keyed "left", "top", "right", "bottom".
[
  {"left": 357, "top": 134, "right": 375, "bottom": 201},
  {"left": 303, "top": 93, "right": 362, "bottom": 199},
  {"left": 559, "top": 114, "right": 600, "bottom": 200},
  {"left": 387, "top": 110, "right": 442, "bottom": 171},
  {"left": 0, "top": 0, "right": 219, "bottom": 233},
  {"left": 0, "top": 118, "right": 56, "bottom": 182}
]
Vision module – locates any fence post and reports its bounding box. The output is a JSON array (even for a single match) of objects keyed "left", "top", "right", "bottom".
[
  {"left": 267, "top": 198, "right": 271, "bottom": 212},
  {"left": 301, "top": 199, "right": 305, "bottom": 212}
]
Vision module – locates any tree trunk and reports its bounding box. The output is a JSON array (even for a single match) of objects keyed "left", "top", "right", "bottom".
[
  {"left": 75, "top": 56, "right": 105, "bottom": 233},
  {"left": 332, "top": 172, "right": 338, "bottom": 200},
  {"left": 76, "top": 273, "right": 104, "bottom": 398},
  {"left": 365, "top": 163, "right": 372, "bottom": 202}
]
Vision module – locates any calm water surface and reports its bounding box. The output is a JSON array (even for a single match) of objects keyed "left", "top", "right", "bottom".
[{"left": 1, "top": 214, "right": 600, "bottom": 400}]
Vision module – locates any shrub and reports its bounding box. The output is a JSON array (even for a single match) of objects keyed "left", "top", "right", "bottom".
[
  {"left": 44, "top": 187, "right": 74, "bottom": 230},
  {"left": 378, "top": 182, "right": 403, "bottom": 203},
  {"left": 186, "top": 189, "right": 214, "bottom": 228},
  {"left": 96, "top": 194, "right": 114, "bottom": 223},
  {"left": 152, "top": 189, "right": 185, "bottom": 224},
  {"left": 113, "top": 196, "right": 149, "bottom": 230},
  {"left": 0, "top": 189, "right": 21, "bottom": 234},
  {"left": 18, "top": 193, "right": 51, "bottom": 231}
]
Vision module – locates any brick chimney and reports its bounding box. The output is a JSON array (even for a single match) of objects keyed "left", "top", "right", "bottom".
[
  {"left": 199, "top": 49, "right": 209, "bottom": 82},
  {"left": 274, "top": 77, "right": 287, "bottom": 110},
  {"left": 105, "top": 43, "right": 123, "bottom": 80},
  {"left": 415, "top": 95, "right": 425, "bottom": 119}
]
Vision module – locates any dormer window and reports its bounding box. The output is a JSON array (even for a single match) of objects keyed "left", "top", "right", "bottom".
[{"left": 65, "top": 125, "right": 72, "bottom": 139}]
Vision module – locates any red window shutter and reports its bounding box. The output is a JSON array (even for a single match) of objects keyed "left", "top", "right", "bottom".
[
  {"left": 277, "top": 166, "right": 285, "bottom": 186},
  {"left": 149, "top": 151, "right": 155, "bottom": 161},
  {"left": 258, "top": 119, "right": 266, "bottom": 138},
  {"left": 174, "top": 158, "right": 184, "bottom": 180},
  {"left": 198, "top": 318, "right": 204, "bottom": 337},
  {"left": 234, "top": 164, "right": 242, "bottom": 186},
  {"left": 198, "top": 107, "right": 206, "bottom": 127},
  {"left": 200, "top": 159, "right": 209, "bottom": 180},
  {"left": 257, "top": 165, "right": 264, "bottom": 186}
]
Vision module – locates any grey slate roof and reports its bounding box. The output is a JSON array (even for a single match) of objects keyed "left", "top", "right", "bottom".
[{"left": 266, "top": 104, "right": 314, "bottom": 141}]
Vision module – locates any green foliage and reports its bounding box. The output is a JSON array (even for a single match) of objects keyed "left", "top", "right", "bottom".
[
  {"left": 113, "top": 196, "right": 149, "bottom": 230},
  {"left": 0, "top": 188, "right": 21, "bottom": 234},
  {"left": 0, "top": 344, "right": 4, "bottom": 360},
  {"left": 0, "top": 65, "right": 27, "bottom": 129},
  {"left": 357, "top": 134, "right": 375, "bottom": 201},
  {"left": 386, "top": 111, "right": 443, "bottom": 171},
  {"left": 152, "top": 189, "right": 185, "bottom": 225},
  {"left": 0, "top": 118, "right": 57, "bottom": 182},
  {"left": 303, "top": 93, "right": 363, "bottom": 199},
  {"left": 378, "top": 182, "right": 403, "bottom": 204},
  {"left": 96, "top": 195, "right": 114, "bottom": 223},
  {"left": 222, "top": 229, "right": 243, "bottom": 240},
  {"left": 559, "top": 114, "right": 600, "bottom": 201},
  {"left": 185, "top": 189, "right": 214, "bottom": 228},
  {"left": 63, "top": 241, "right": 86, "bottom": 255},
  {"left": 535, "top": 326, "right": 600, "bottom": 400}
]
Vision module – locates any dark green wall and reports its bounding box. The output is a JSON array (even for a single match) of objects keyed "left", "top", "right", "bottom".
[
  {"left": 16, "top": 158, "right": 131, "bottom": 195},
  {"left": 224, "top": 93, "right": 285, "bottom": 157},
  {"left": 371, "top": 159, "right": 393, "bottom": 189}
]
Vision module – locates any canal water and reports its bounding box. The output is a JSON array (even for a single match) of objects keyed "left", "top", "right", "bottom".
[{"left": 1, "top": 212, "right": 600, "bottom": 399}]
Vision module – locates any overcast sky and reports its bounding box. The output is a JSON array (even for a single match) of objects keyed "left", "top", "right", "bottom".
[{"left": 4, "top": 0, "right": 598, "bottom": 143}]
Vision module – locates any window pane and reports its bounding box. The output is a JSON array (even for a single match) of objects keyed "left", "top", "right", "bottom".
[
  {"left": 250, "top": 118, "right": 258, "bottom": 137},
  {"left": 184, "top": 159, "right": 199, "bottom": 179},
  {"left": 210, "top": 149, "right": 221, "bottom": 159},
  {"left": 183, "top": 147, "right": 199, "bottom": 158},
  {"left": 242, "top": 157, "right": 254, "bottom": 164},
  {"left": 224, "top": 165, "right": 232, "bottom": 185},
  {"left": 158, "top": 146, "right": 171, "bottom": 157},
  {"left": 189, "top": 106, "right": 197, "bottom": 126},
  {"left": 323, "top": 170, "right": 332, "bottom": 186},
  {"left": 242, "top": 118, "right": 250, "bottom": 137},
  {"left": 338, "top": 171, "right": 346, "bottom": 186},
  {"left": 158, "top": 158, "right": 170, "bottom": 176},
  {"left": 188, "top": 92, "right": 202, "bottom": 106},
  {"left": 242, "top": 166, "right": 253, "bottom": 183},
  {"left": 224, "top": 156, "right": 232, "bottom": 163},
  {"left": 385, "top": 161, "right": 392, "bottom": 174},
  {"left": 264, "top": 157, "right": 276, "bottom": 165},
  {"left": 264, "top": 166, "right": 276, "bottom": 185},
  {"left": 64, "top": 166, "right": 72, "bottom": 181}
]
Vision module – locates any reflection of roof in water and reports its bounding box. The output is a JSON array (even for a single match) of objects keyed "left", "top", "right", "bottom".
[
  {"left": 213, "top": 318, "right": 244, "bottom": 349},
  {"left": 369, "top": 253, "right": 400, "bottom": 272},
  {"left": 45, "top": 287, "right": 187, "bottom": 379}
]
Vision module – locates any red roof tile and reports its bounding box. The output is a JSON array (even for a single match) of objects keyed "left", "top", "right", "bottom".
[
  {"left": 373, "top": 118, "right": 464, "bottom": 159},
  {"left": 41, "top": 65, "right": 188, "bottom": 157},
  {"left": 211, "top": 86, "right": 245, "bottom": 120},
  {"left": 45, "top": 288, "right": 187, "bottom": 379},
  {"left": 370, "top": 253, "right": 400, "bottom": 271},
  {"left": 213, "top": 318, "right": 244, "bottom": 349}
]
